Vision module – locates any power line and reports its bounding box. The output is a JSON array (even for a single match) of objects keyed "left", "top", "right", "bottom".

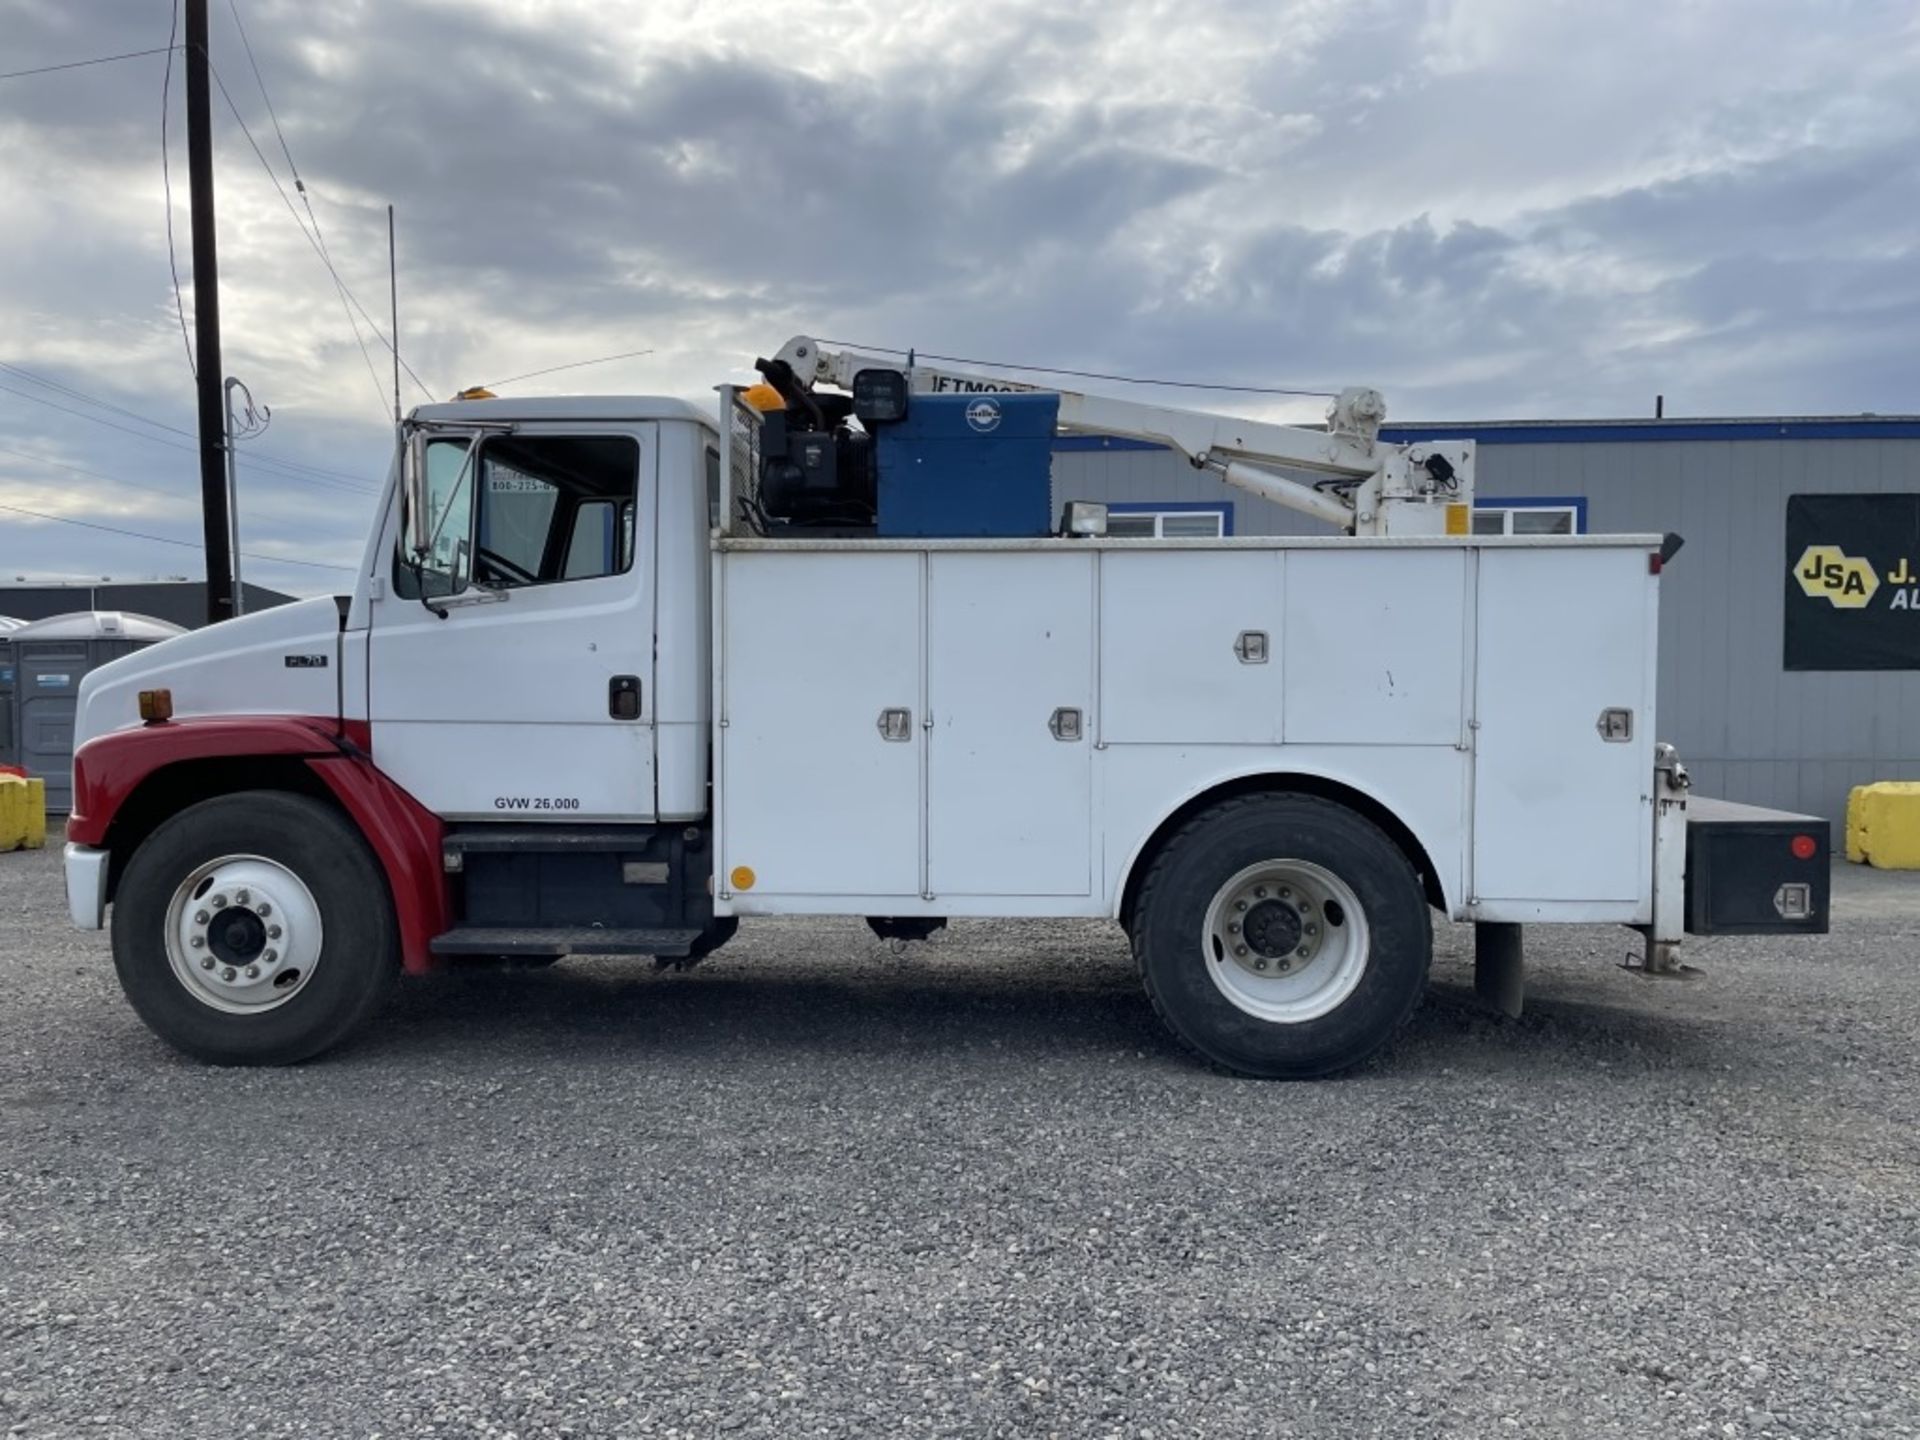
[
  {"left": 0, "top": 360, "right": 195, "bottom": 438},
  {"left": 0, "top": 46, "right": 180, "bottom": 83},
  {"left": 817, "top": 341, "right": 1339, "bottom": 399},
  {"left": 160, "top": 4, "right": 194, "bottom": 378},
  {"left": 0, "top": 363, "right": 379, "bottom": 488},
  {"left": 333, "top": 249, "right": 436, "bottom": 403},
  {"left": 0, "top": 500, "right": 358, "bottom": 572},
  {"left": 231, "top": 447, "right": 377, "bottom": 491},
  {"left": 224, "top": 0, "right": 389, "bottom": 418},
  {"left": 0, "top": 439, "right": 381, "bottom": 548},
  {"left": 0, "top": 378, "right": 209, "bottom": 451},
  {"left": 480, "top": 349, "right": 656, "bottom": 390},
  {"left": 0, "top": 442, "right": 192, "bottom": 503},
  {"left": 201, "top": 49, "right": 437, "bottom": 404},
  {"left": 0, "top": 380, "right": 379, "bottom": 497},
  {"left": 223, "top": 0, "right": 293, "bottom": 172}
]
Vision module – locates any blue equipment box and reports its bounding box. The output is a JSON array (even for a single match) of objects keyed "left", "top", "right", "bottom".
[{"left": 874, "top": 393, "right": 1059, "bottom": 538}]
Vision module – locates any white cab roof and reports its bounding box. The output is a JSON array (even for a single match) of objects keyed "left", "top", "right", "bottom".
[{"left": 410, "top": 395, "right": 715, "bottom": 430}]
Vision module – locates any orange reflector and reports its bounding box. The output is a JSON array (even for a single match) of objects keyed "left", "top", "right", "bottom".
[
  {"left": 729, "top": 865, "right": 756, "bottom": 892},
  {"left": 1444, "top": 503, "right": 1469, "bottom": 535},
  {"left": 138, "top": 689, "right": 173, "bottom": 723}
]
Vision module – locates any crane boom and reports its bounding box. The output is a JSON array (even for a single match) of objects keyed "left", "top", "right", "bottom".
[{"left": 768, "top": 336, "right": 1475, "bottom": 537}]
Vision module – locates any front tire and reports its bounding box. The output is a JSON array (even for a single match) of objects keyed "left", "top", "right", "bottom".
[
  {"left": 1131, "top": 794, "right": 1431, "bottom": 1078},
  {"left": 111, "top": 792, "right": 399, "bottom": 1065}
]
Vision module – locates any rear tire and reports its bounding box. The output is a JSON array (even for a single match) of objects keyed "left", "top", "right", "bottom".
[
  {"left": 111, "top": 791, "right": 399, "bottom": 1065},
  {"left": 1131, "top": 793, "right": 1430, "bottom": 1078}
]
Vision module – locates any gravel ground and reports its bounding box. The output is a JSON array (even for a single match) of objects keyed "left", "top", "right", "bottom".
[{"left": 3, "top": 840, "right": 1918, "bottom": 1439}]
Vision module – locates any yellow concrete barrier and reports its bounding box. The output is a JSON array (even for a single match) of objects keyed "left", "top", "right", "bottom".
[
  {"left": 23, "top": 776, "right": 46, "bottom": 849},
  {"left": 0, "top": 775, "right": 23, "bottom": 852},
  {"left": 1846, "top": 781, "right": 1920, "bottom": 869}
]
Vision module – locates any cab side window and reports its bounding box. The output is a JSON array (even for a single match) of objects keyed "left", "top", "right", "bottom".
[{"left": 397, "top": 435, "right": 639, "bottom": 596}]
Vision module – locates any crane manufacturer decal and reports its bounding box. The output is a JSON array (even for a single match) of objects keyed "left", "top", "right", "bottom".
[
  {"left": 926, "top": 375, "right": 1031, "bottom": 395},
  {"left": 965, "top": 399, "right": 1003, "bottom": 434}
]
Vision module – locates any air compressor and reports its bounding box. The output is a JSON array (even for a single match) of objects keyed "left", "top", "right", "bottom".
[{"left": 751, "top": 358, "right": 1058, "bottom": 537}]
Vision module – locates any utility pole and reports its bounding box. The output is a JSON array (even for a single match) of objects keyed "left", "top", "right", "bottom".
[{"left": 184, "top": 0, "right": 235, "bottom": 625}]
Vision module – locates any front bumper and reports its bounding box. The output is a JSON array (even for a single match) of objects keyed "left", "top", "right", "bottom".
[{"left": 64, "top": 843, "right": 109, "bottom": 930}]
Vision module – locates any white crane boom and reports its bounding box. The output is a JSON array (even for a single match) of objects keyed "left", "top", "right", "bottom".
[{"left": 768, "top": 336, "right": 1474, "bottom": 537}]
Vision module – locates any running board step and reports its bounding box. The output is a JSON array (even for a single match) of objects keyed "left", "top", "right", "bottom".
[{"left": 429, "top": 926, "right": 705, "bottom": 959}]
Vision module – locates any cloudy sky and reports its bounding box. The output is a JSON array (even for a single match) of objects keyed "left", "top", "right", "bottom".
[{"left": 2, "top": 0, "right": 1916, "bottom": 595}]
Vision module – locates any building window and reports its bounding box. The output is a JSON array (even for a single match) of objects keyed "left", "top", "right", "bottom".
[
  {"left": 1472, "top": 498, "right": 1587, "bottom": 536},
  {"left": 1106, "top": 503, "right": 1233, "bottom": 539}
]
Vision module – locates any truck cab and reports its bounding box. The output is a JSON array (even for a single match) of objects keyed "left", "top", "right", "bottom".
[{"left": 357, "top": 398, "right": 717, "bottom": 827}]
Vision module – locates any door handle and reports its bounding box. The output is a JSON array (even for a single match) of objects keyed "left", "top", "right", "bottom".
[
  {"left": 1595, "top": 707, "right": 1633, "bottom": 742},
  {"left": 610, "top": 675, "right": 642, "bottom": 720},
  {"left": 876, "top": 707, "right": 913, "bottom": 742}
]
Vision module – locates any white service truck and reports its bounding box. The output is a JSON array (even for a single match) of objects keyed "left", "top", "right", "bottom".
[{"left": 62, "top": 339, "right": 1829, "bottom": 1076}]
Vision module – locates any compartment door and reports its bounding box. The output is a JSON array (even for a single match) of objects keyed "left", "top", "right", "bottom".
[
  {"left": 928, "top": 552, "right": 1094, "bottom": 896},
  {"left": 721, "top": 551, "right": 923, "bottom": 898},
  {"left": 1473, "top": 547, "right": 1656, "bottom": 904}
]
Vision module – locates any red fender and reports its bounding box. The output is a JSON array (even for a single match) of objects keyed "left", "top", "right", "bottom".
[
  {"left": 70, "top": 717, "right": 449, "bottom": 973},
  {"left": 306, "top": 751, "right": 449, "bottom": 974}
]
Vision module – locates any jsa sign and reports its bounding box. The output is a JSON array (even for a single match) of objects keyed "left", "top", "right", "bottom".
[{"left": 1785, "top": 493, "right": 1920, "bottom": 670}]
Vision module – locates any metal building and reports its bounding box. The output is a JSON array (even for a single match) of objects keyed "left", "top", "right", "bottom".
[
  {"left": 10, "top": 611, "right": 186, "bottom": 812},
  {"left": 1052, "top": 416, "right": 1920, "bottom": 824}
]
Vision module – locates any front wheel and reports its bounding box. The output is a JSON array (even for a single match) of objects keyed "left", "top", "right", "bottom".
[
  {"left": 111, "top": 791, "right": 399, "bottom": 1065},
  {"left": 1131, "top": 794, "right": 1431, "bottom": 1078}
]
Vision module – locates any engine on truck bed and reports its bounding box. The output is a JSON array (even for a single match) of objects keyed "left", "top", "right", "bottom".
[
  {"left": 756, "top": 402, "right": 878, "bottom": 529},
  {"left": 748, "top": 357, "right": 1058, "bottom": 538}
]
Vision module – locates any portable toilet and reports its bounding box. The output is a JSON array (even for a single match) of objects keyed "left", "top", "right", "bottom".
[
  {"left": 10, "top": 611, "right": 186, "bottom": 812},
  {"left": 0, "top": 616, "right": 23, "bottom": 767}
]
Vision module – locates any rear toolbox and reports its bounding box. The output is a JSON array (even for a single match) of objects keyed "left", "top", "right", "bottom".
[{"left": 1685, "top": 797, "right": 1830, "bottom": 936}]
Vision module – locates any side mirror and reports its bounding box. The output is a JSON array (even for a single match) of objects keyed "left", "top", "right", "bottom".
[{"left": 403, "top": 429, "right": 430, "bottom": 557}]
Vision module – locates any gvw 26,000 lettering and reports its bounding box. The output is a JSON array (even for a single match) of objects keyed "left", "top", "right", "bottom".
[{"left": 494, "top": 796, "right": 582, "bottom": 811}]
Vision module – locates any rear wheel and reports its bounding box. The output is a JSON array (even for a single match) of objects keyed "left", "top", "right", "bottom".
[
  {"left": 112, "top": 792, "right": 399, "bottom": 1064},
  {"left": 1131, "top": 793, "right": 1430, "bottom": 1078}
]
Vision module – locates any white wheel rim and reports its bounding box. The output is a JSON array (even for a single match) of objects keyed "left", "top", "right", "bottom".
[
  {"left": 1201, "top": 859, "right": 1370, "bottom": 1024},
  {"left": 163, "top": 854, "right": 324, "bottom": 1015}
]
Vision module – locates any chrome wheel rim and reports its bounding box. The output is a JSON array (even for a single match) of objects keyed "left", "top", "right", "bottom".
[
  {"left": 1201, "top": 859, "right": 1369, "bottom": 1023},
  {"left": 164, "top": 854, "right": 324, "bottom": 1015}
]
